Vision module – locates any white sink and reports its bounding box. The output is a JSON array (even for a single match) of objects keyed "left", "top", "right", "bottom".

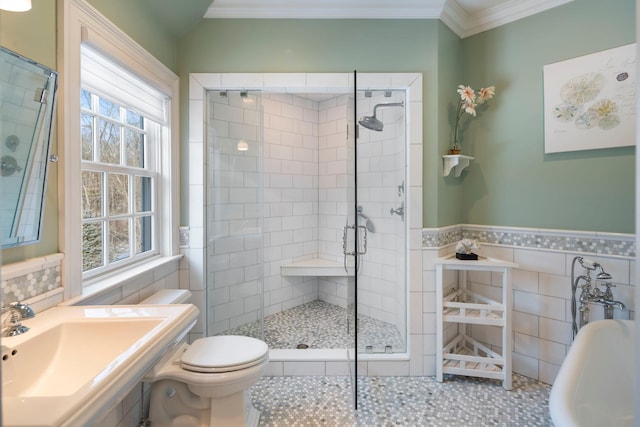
[{"left": 2, "top": 304, "right": 199, "bottom": 426}]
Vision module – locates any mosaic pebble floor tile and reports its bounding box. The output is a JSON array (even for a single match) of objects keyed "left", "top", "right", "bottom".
[
  {"left": 221, "top": 300, "right": 405, "bottom": 351},
  {"left": 251, "top": 374, "right": 552, "bottom": 426}
]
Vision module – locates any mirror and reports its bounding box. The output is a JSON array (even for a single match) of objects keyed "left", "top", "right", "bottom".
[{"left": 0, "top": 46, "right": 59, "bottom": 248}]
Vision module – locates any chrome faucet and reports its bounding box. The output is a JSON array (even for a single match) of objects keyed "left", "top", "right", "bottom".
[
  {"left": 390, "top": 201, "right": 404, "bottom": 220},
  {"left": 575, "top": 261, "right": 624, "bottom": 329},
  {"left": 1, "top": 302, "right": 35, "bottom": 337}
]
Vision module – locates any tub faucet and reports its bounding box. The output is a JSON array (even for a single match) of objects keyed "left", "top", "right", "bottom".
[
  {"left": 578, "top": 276, "right": 625, "bottom": 321},
  {"left": 1, "top": 302, "right": 35, "bottom": 337}
]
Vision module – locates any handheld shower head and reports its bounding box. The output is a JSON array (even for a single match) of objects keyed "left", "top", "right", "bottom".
[
  {"left": 358, "top": 101, "right": 404, "bottom": 131},
  {"left": 356, "top": 205, "right": 376, "bottom": 233}
]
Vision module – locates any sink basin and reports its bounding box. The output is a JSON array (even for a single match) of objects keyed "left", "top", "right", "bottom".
[{"left": 2, "top": 304, "right": 199, "bottom": 426}]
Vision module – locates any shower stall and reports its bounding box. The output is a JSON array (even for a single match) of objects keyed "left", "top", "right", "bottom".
[
  {"left": 205, "top": 86, "right": 407, "bottom": 356},
  {"left": 187, "top": 71, "right": 423, "bottom": 408}
]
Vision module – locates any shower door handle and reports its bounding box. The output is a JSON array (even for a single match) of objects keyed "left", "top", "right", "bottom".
[
  {"left": 342, "top": 224, "right": 368, "bottom": 256},
  {"left": 357, "top": 225, "right": 368, "bottom": 255},
  {"left": 342, "top": 224, "right": 368, "bottom": 273}
]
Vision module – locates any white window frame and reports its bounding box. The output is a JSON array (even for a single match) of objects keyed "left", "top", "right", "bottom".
[
  {"left": 79, "top": 88, "right": 160, "bottom": 278},
  {"left": 59, "top": 0, "right": 179, "bottom": 300}
]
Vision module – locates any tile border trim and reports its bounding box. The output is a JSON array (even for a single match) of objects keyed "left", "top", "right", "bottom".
[
  {"left": 1, "top": 253, "right": 64, "bottom": 303},
  {"left": 423, "top": 224, "right": 635, "bottom": 258}
]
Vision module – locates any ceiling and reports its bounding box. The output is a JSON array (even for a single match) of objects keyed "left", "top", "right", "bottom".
[{"left": 142, "top": 0, "right": 573, "bottom": 38}]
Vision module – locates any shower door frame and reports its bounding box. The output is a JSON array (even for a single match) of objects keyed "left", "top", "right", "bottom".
[{"left": 188, "top": 71, "right": 423, "bottom": 383}]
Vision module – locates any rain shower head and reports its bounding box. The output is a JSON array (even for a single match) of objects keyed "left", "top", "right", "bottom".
[
  {"left": 358, "top": 115, "right": 384, "bottom": 132},
  {"left": 358, "top": 102, "right": 404, "bottom": 131}
]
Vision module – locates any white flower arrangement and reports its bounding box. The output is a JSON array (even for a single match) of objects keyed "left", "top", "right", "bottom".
[{"left": 451, "top": 85, "right": 496, "bottom": 153}]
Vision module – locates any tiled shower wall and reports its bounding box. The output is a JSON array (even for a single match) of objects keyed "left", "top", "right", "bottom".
[
  {"left": 317, "top": 95, "right": 350, "bottom": 308},
  {"left": 355, "top": 92, "right": 406, "bottom": 335},
  {"left": 262, "top": 93, "right": 321, "bottom": 316},
  {"left": 206, "top": 91, "right": 324, "bottom": 335},
  {"left": 205, "top": 89, "right": 408, "bottom": 338}
]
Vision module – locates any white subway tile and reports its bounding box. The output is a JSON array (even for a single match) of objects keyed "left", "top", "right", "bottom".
[
  {"left": 512, "top": 352, "right": 539, "bottom": 380},
  {"left": 514, "top": 290, "right": 565, "bottom": 321},
  {"left": 539, "top": 273, "right": 571, "bottom": 299},
  {"left": 514, "top": 249, "right": 565, "bottom": 275},
  {"left": 366, "top": 361, "right": 410, "bottom": 377},
  {"left": 512, "top": 311, "right": 539, "bottom": 336},
  {"left": 283, "top": 361, "right": 326, "bottom": 376},
  {"left": 539, "top": 317, "right": 572, "bottom": 346},
  {"left": 264, "top": 361, "right": 284, "bottom": 376},
  {"left": 538, "top": 361, "right": 561, "bottom": 385},
  {"left": 512, "top": 269, "right": 539, "bottom": 293},
  {"left": 409, "top": 334, "right": 424, "bottom": 376}
]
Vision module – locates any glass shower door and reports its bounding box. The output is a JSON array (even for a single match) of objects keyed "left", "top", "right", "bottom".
[
  {"left": 353, "top": 80, "right": 407, "bottom": 407},
  {"left": 346, "top": 72, "right": 358, "bottom": 408},
  {"left": 205, "top": 90, "right": 265, "bottom": 342}
]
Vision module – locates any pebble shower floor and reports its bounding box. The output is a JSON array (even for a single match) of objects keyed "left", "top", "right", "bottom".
[{"left": 250, "top": 374, "right": 552, "bottom": 426}]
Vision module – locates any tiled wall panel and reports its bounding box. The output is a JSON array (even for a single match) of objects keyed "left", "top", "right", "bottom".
[{"left": 422, "top": 225, "right": 635, "bottom": 384}]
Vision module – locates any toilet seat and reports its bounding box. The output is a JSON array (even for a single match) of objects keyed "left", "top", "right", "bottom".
[{"left": 180, "top": 335, "right": 269, "bottom": 373}]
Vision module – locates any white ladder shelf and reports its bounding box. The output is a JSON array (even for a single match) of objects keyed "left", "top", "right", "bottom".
[{"left": 435, "top": 255, "right": 517, "bottom": 390}]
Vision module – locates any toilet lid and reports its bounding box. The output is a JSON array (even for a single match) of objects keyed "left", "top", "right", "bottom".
[{"left": 180, "top": 335, "right": 269, "bottom": 373}]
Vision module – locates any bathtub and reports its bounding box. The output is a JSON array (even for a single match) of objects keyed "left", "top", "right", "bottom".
[{"left": 549, "top": 320, "right": 635, "bottom": 427}]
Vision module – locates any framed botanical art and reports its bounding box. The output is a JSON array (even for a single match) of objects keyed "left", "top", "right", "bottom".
[{"left": 543, "top": 43, "right": 636, "bottom": 153}]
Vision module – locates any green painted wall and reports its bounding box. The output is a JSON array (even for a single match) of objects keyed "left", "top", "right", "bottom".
[
  {"left": 436, "top": 22, "right": 464, "bottom": 227},
  {"left": 1, "top": 1, "right": 59, "bottom": 264},
  {"left": 86, "top": 0, "right": 178, "bottom": 71},
  {"left": 1, "top": 0, "right": 177, "bottom": 265},
  {"left": 177, "top": 6, "right": 636, "bottom": 232},
  {"left": 1, "top": 0, "right": 636, "bottom": 267},
  {"left": 460, "top": 0, "right": 635, "bottom": 233},
  {"left": 177, "top": 19, "right": 444, "bottom": 226}
]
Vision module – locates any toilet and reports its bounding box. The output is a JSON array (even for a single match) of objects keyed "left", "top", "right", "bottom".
[{"left": 141, "top": 290, "right": 269, "bottom": 427}]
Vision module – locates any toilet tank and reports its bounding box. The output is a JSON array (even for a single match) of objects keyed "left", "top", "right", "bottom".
[{"left": 140, "top": 289, "right": 192, "bottom": 305}]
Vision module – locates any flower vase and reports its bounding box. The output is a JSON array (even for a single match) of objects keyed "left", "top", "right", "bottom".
[{"left": 449, "top": 142, "right": 460, "bottom": 155}]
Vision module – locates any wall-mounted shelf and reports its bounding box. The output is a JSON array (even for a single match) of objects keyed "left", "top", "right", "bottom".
[{"left": 442, "top": 155, "right": 474, "bottom": 177}]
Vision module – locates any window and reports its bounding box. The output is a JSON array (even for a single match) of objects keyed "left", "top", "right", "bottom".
[
  {"left": 59, "top": 1, "right": 179, "bottom": 298},
  {"left": 80, "top": 88, "right": 158, "bottom": 276}
]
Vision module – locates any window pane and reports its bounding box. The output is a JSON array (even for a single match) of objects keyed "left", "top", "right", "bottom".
[
  {"left": 109, "top": 219, "right": 130, "bottom": 263},
  {"left": 99, "top": 98, "right": 120, "bottom": 120},
  {"left": 135, "top": 176, "right": 152, "bottom": 213},
  {"left": 82, "top": 171, "right": 103, "bottom": 219},
  {"left": 108, "top": 173, "right": 129, "bottom": 216},
  {"left": 126, "top": 129, "right": 144, "bottom": 168},
  {"left": 82, "top": 222, "right": 103, "bottom": 272},
  {"left": 127, "top": 110, "right": 143, "bottom": 128},
  {"left": 81, "top": 113, "right": 94, "bottom": 161},
  {"left": 98, "top": 119, "right": 121, "bottom": 164},
  {"left": 135, "top": 216, "right": 152, "bottom": 255},
  {"left": 81, "top": 89, "right": 92, "bottom": 110}
]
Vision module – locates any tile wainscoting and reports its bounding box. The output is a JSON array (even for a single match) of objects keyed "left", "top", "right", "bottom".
[
  {"left": 422, "top": 224, "right": 635, "bottom": 384},
  {"left": 0, "top": 253, "right": 64, "bottom": 312},
  {"left": 177, "top": 224, "right": 634, "bottom": 384}
]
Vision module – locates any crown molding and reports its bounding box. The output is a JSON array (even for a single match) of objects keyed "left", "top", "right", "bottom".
[
  {"left": 448, "top": 0, "right": 574, "bottom": 38},
  {"left": 203, "top": 0, "right": 574, "bottom": 37},
  {"left": 439, "top": 1, "right": 468, "bottom": 38},
  {"left": 204, "top": 4, "right": 443, "bottom": 19}
]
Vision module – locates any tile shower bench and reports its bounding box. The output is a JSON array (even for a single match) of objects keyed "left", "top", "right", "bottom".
[{"left": 280, "top": 258, "right": 354, "bottom": 277}]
